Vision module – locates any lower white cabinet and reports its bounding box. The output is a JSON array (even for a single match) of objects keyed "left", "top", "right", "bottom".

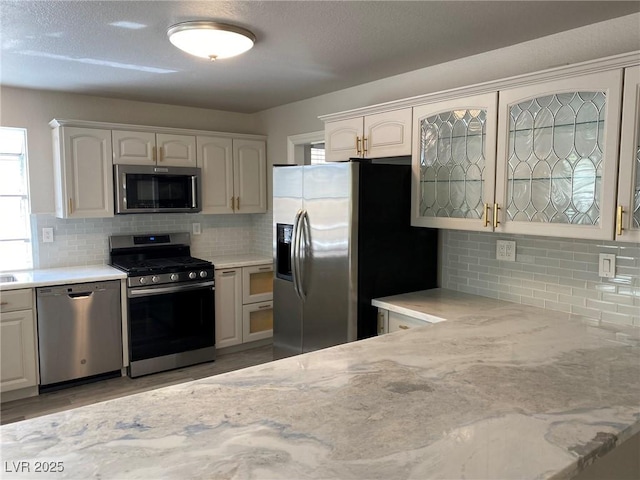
[
  {"left": 215, "top": 263, "right": 273, "bottom": 348},
  {"left": 377, "top": 308, "right": 430, "bottom": 334},
  {"left": 1, "top": 289, "right": 38, "bottom": 395}
]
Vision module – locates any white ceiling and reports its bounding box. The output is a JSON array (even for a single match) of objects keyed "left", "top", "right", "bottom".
[{"left": 1, "top": 1, "right": 638, "bottom": 113}]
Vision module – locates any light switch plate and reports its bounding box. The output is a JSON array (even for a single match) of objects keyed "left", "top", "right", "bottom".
[
  {"left": 192, "top": 223, "right": 201, "bottom": 235},
  {"left": 598, "top": 253, "right": 616, "bottom": 278},
  {"left": 496, "top": 240, "right": 516, "bottom": 261},
  {"left": 42, "top": 227, "right": 54, "bottom": 243}
]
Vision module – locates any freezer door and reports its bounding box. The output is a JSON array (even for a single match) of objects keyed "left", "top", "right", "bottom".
[
  {"left": 301, "top": 163, "right": 358, "bottom": 352},
  {"left": 272, "top": 166, "right": 304, "bottom": 359}
]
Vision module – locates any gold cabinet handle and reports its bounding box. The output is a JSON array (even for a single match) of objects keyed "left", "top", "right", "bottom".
[
  {"left": 398, "top": 325, "right": 410, "bottom": 330},
  {"left": 230, "top": 197, "right": 235, "bottom": 211},
  {"left": 0, "top": 302, "right": 8, "bottom": 306},
  {"left": 483, "top": 203, "right": 491, "bottom": 228},
  {"left": 152, "top": 146, "right": 157, "bottom": 162},
  {"left": 362, "top": 136, "right": 368, "bottom": 155},
  {"left": 68, "top": 198, "right": 73, "bottom": 214},
  {"left": 236, "top": 197, "right": 240, "bottom": 211},
  {"left": 493, "top": 203, "right": 500, "bottom": 228},
  {"left": 258, "top": 267, "right": 272, "bottom": 271},
  {"left": 258, "top": 304, "right": 272, "bottom": 310},
  {"left": 158, "top": 146, "right": 163, "bottom": 162},
  {"left": 356, "top": 136, "right": 362, "bottom": 156},
  {"left": 616, "top": 205, "right": 624, "bottom": 236}
]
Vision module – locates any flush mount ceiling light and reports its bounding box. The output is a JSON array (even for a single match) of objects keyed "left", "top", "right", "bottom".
[{"left": 167, "top": 21, "right": 255, "bottom": 61}]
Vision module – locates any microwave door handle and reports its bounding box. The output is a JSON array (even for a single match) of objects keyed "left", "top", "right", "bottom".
[{"left": 191, "top": 176, "right": 197, "bottom": 208}]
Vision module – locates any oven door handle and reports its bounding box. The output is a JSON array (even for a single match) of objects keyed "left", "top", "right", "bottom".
[{"left": 128, "top": 281, "right": 214, "bottom": 298}]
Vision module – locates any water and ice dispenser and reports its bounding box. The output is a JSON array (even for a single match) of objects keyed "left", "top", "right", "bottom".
[{"left": 276, "top": 223, "right": 293, "bottom": 281}]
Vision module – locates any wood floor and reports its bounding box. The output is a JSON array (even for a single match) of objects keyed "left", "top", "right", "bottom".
[{"left": 0, "top": 345, "right": 274, "bottom": 426}]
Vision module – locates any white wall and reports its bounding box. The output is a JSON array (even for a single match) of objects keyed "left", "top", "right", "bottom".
[{"left": 0, "top": 87, "right": 262, "bottom": 214}]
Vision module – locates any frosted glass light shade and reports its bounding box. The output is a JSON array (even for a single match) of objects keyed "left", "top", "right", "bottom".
[{"left": 167, "top": 21, "right": 255, "bottom": 61}]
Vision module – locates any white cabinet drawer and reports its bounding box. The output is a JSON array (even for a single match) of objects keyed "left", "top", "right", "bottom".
[
  {"left": 388, "top": 311, "right": 429, "bottom": 333},
  {"left": 242, "top": 301, "right": 273, "bottom": 343},
  {"left": 242, "top": 264, "right": 273, "bottom": 304},
  {"left": 0, "top": 289, "right": 33, "bottom": 313}
]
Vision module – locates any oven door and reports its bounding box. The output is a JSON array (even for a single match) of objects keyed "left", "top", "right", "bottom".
[
  {"left": 127, "top": 281, "right": 215, "bottom": 377},
  {"left": 115, "top": 164, "right": 201, "bottom": 214}
]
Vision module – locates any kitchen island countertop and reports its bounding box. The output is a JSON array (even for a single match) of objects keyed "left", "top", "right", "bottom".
[{"left": 1, "top": 288, "right": 639, "bottom": 479}]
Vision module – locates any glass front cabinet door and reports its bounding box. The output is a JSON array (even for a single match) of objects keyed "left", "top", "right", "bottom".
[
  {"left": 411, "top": 93, "right": 498, "bottom": 231},
  {"left": 494, "top": 70, "right": 623, "bottom": 240},
  {"left": 616, "top": 65, "right": 640, "bottom": 243}
]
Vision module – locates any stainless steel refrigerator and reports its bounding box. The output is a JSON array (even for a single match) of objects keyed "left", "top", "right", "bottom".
[{"left": 273, "top": 159, "right": 438, "bottom": 359}]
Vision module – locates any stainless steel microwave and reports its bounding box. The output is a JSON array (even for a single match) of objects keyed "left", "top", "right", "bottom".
[{"left": 114, "top": 164, "right": 202, "bottom": 214}]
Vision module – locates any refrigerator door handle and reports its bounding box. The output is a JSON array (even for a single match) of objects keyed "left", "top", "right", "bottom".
[
  {"left": 298, "top": 210, "right": 310, "bottom": 300},
  {"left": 291, "top": 209, "right": 304, "bottom": 300}
]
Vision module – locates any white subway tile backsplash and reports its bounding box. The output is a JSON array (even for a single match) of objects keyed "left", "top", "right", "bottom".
[
  {"left": 32, "top": 211, "right": 273, "bottom": 269},
  {"left": 442, "top": 230, "right": 640, "bottom": 328}
]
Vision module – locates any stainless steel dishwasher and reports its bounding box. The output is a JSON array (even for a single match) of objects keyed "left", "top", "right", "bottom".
[{"left": 36, "top": 280, "right": 122, "bottom": 388}]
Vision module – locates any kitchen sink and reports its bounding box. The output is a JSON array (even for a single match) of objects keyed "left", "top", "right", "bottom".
[{"left": 0, "top": 274, "right": 17, "bottom": 283}]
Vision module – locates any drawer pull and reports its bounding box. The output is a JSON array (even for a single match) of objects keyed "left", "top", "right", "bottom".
[
  {"left": 398, "top": 325, "right": 409, "bottom": 330},
  {"left": 221, "top": 271, "right": 235, "bottom": 275},
  {"left": 0, "top": 302, "right": 8, "bottom": 306},
  {"left": 257, "top": 267, "right": 272, "bottom": 271},
  {"left": 258, "top": 304, "right": 272, "bottom": 309}
]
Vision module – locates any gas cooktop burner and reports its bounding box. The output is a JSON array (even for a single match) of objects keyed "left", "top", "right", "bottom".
[
  {"left": 111, "top": 256, "right": 212, "bottom": 274},
  {"left": 108, "top": 232, "right": 215, "bottom": 287}
]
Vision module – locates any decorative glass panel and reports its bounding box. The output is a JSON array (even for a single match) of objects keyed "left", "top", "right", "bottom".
[
  {"left": 506, "top": 92, "right": 606, "bottom": 225},
  {"left": 634, "top": 140, "right": 640, "bottom": 228},
  {"left": 419, "top": 109, "right": 486, "bottom": 218}
]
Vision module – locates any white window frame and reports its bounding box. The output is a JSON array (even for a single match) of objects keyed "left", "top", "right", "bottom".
[{"left": 0, "top": 127, "right": 33, "bottom": 271}]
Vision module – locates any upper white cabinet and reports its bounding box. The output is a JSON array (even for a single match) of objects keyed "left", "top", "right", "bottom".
[
  {"left": 325, "top": 108, "right": 412, "bottom": 162},
  {"left": 411, "top": 70, "right": 627, "bottom": 240},
  {"left": 494, "top": 70, "right": 623, "bottom": 240},
  {"left": 113, "top": 130, "right": 196, "bottom": 167},
  {"left": 233, "top": 139, "right": 267, "bottom": 214},
  {"left": 411, "top": 93, "right": 498, "bottom": 231},
  {"left": 198, "top": 136, "right": 266, "bottom": 214},
  {"left": 616, "top": 65, "right": 640, "bottom": 243},
  {"left": 198, "top": 136, "right": 234, "bottom": 214},
  {"left": 52, "top": 126, "right": 114, "bottom": 218}
]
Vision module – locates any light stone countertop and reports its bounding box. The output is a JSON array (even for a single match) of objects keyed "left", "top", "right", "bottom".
[
  {"left": 372, "top": 288, "right": 534, "bottom": 323},
  {"left": 0, "top": 265, "right": 126, "bottom": 291},
  {"left": 1, "top": 289, "right": 639, "bottom": 479},
  {"left": 208, "top": 253, "right": 272, "bottom": 269}
]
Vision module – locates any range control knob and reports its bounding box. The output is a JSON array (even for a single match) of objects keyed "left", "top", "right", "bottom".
[
  {"left": 139, "top": 277, "right": 147, "bottom": 285},
  {"left": 199, "top": 270, "right": 208, "bottom": 278},
  {"left": 151, "top": 276, "right": 160, "bottom": 283},
  {"left": 188, "top": 271, "right": 197, "bottom": 279},
  {"left": 170, "top": 273, "right": 179, "bottom": 281}
]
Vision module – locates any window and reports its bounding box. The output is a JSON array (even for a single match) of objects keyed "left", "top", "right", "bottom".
[
  {"left": 310, "top": 143, "right": 326, "bottom": 164},
  {"left": 0, "top": 127, "right": 32, "bottom": 270}
]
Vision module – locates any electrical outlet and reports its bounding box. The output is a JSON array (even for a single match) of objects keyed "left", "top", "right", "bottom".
[
  {"left": 42, "top": 227, "right": 54, "bottom": 243},
  {"left": 496, "top": 240, "right": 516, "bottom": 261},
  {"left": 192, "top": 223, "right": 201, "bottom": 235},
  {"left": 598, "top": 253, "right": 616, "bottom": 278}
]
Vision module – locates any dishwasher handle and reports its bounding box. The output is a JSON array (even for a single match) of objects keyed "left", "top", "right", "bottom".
[{"left": 68, "top": 291, "right": 94, "bottom": 299}]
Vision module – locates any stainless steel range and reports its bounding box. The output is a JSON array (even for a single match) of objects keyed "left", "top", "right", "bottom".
[{"left": 109, "top": 232, "right": 215, "bottom": 378}]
